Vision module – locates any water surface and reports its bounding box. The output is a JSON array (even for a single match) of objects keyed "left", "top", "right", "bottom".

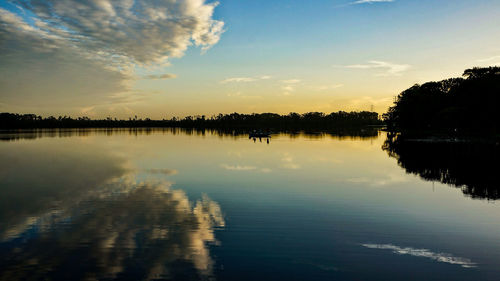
[{"left": 1, "top": 129, "right": 499, "bottom": 280}]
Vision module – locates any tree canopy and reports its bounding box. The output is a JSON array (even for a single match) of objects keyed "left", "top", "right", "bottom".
[{"left": 383, "top": 66, "right": 500, "bottom": 135}]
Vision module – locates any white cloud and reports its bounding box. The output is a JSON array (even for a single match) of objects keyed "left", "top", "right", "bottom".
[
  {"left": 227, "top": 91, "right": 242, "bottom": 97},
  {"left": 282, "top": 153, "right": 301, "bottom": 170},
  {"left": 226, "top": 92, "right": 263, "bottom": 99},
  {"left": 476, "top": 55, "right": 500, "bottom": 66},
  {"left": 279, "top": 79, "right": 302, "bottom": 95},
  {"left": 220, "top": 164, "right": 257, "bottom": 171},
  {"left": 309, "top": 156, "right": 343, "bottom": 164},
  {"left": 281, "top": 86, "right": 295, "bottom": 96},
  {"left": 346, "top": 173, "right": 408, "bottom": 186},
  {"left": 351, "top": 0, "right": 395, "bottom": 4},
  {"left": 316, "top": 84, "right": 344, "bottom": 91},
  {"left": 220, "top": 75, "right": 272, "bottom": 84},
  {"left": 143, "top": 73, "right": 177, "bottom": 80},
  {"left": 362, "top": 244, "right": 476, "bottom": 268},
  {"left": 346, "top": 60, "right": 411, "bottom": 76},
  {"left": 477, "top": 55, "right": 500, "bottom": 62},
  {"left": 220, "top": 77, "right": 258, "bottom": 84},
  {"left": 1, "top": 178, "right": 225, "bottom": 278},
  {"left": 220, "top": 164, "right": 271, "bottom": 173},
  {"left": 12, "top": 0, "right": 224, "bottom": 65},
  {"left": 0, "top": 0, "right": 224, "bottom": 114},
  {"left": 281, "top": 79, "right": 302, "bottom": 84}
]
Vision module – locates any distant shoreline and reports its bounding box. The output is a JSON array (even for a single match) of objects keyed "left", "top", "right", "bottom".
[{"left": 0, "top": 111, "right": 383, "bottom": 130}]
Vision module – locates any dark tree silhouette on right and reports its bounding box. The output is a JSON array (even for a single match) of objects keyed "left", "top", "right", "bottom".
[
  {"left": 383, "top": 133, "right": 500, "bottom": 200},
  {"left": 382, "top": 67, "right": 500, "bottom": 199},
  {"left": 383, "top": 66, "right": 500, "bottom": 136}
]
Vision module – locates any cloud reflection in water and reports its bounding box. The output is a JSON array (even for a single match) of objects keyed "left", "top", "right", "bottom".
[
  {"left": 0, "top": 179, "right": 225, "bottom": 281},
  {"left": 362, "top": 243, "right": 476, "bottom": 268}
]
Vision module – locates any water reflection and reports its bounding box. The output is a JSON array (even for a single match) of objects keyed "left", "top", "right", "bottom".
[
  {"left": 0, "top": 181, "right": 224, "bottom": 280},
  {"left": 3, "top": 129, "right": 500, "bottom": 280},
  {"left": 361, "top": 244, "right": 476, "bottom": 268},
  {"left": 383, "top": 133, "right": 500, "bottom": 200},
  {"left": 0, "top": 127, "right": 380, "bottom": 142},
  {"left": 0, "top": 144, "right": 130, "bottom": 237},
  {"left": 0, "top": 144, "right": 224, "bottom": 281}
]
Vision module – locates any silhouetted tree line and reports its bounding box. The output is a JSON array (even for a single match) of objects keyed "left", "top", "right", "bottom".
[
  {"left": 0, "top": 111, "right": 382, "bottom": 130},
  {"left": 383, "top": 66, "right": 500, "bottom": 136},
  {"left": 383, "top": 133, "right": 500, "bottom": 200}
]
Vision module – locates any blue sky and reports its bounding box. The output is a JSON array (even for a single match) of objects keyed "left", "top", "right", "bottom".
[{"left": 1, "top": 0, "right": 500, "bottom": 117}]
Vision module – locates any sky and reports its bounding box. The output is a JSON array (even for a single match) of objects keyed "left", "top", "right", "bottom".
[{"left": 0, "top": 0, "right": 499, "bottom": 119}]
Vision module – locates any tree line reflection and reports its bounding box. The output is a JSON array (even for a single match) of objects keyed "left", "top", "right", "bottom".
[
  {"left": 383, "top": 133, "right": 499, "bottom": 200},
  {"left": 0, "top": 127, "right": 380, "bottom": 142}
]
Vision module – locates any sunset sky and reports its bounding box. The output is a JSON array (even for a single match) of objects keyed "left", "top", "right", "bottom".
[{"left": 1, "top": 0, "right": 499, "bottom": 118}]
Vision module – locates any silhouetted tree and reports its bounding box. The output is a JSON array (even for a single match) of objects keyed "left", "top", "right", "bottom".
[{"left": 384, "top": 66, "right": 500, "bottom": 136}]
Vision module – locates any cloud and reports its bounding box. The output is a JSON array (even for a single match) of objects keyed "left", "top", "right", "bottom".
[
  {"left": 220, "top": 164, "right": 271, "bottom": 173},
  {"left": 316, "top": 84, "right": 344, "bottom": 91},
  {"left": 0, "top": 180, "right": 225, "bottom": 280},
  {"left": 0, "top": 143, "right": 224, "bottom": 279},
  {"left": 477, "top": 55, "right": 500, "bottom": 62},
  {"left": 145, "top": 168, "right": 179, "bottom": 175},
  {"left": 221, "top": 164, "right": 257, "bottom": 171},
  {"left": 281, "top": 79, "right": 302, "bottom": 84},
  {"left": 143, "top": 73, "right": 178, "bottom": 80},
  {"left": 281, "top": 87, "right": 294, "bottom": 96},
  {"left": 227, "top": 92, "right": 263, "bottom": 99},
  {"left": 220, "top": 75, "right": 272, "bottom": 84},
  {"left": 346, "top": 60, "right": 410, "bottom": 76},
  {"left": 309, "top": 156, "right": 343, "bottom": 164},
  {"left": 346, "top": 173, "right": 408, "bottom": 186},
  {"left": 361, "top": 244, "right": 476, "bottom": 268},
  {"left": 0, "top": 143, "right": 132, "bottom": 240},
  {"left": 0, "top": 0, "right": 224, "bottom": 114},
  {"left": 476, "top": 55, "right": 500, "bottom": 66},
  {"left": 0, "top": 8, "right": 132, "bottom": 108},
  {"left": 282, "top": 153, "right": 301, "bottom": 170},
  {"left": 351, "top": 0, "right": 395, "bottom": 4},
  {"left": 279, "top": 79, "right": 302, "bottom": 95},
  {"left": 12, "top": 0, "right": 224, "bottom": 65},
  {"left": 220, "top": 77, "right": 258, "bottom": 84},
  {"left": 81, "top": 106, "right": 96, "bottom": 114},
  {"left": 227, "top": 91, "right": 242, "bottom": 97}
]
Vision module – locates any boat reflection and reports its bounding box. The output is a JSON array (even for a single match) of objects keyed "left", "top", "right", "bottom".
[{"left": 383, "top": 133, "right": 500, "bottom": 200}]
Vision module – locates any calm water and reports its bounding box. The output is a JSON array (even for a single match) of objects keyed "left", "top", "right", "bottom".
[{"left": 0, "top": 129, "right": 499, "bottom": 281}]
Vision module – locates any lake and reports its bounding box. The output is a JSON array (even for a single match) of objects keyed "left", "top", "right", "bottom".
[{"left": 0, "top": 128, "right": 499, "bottom": 281}]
